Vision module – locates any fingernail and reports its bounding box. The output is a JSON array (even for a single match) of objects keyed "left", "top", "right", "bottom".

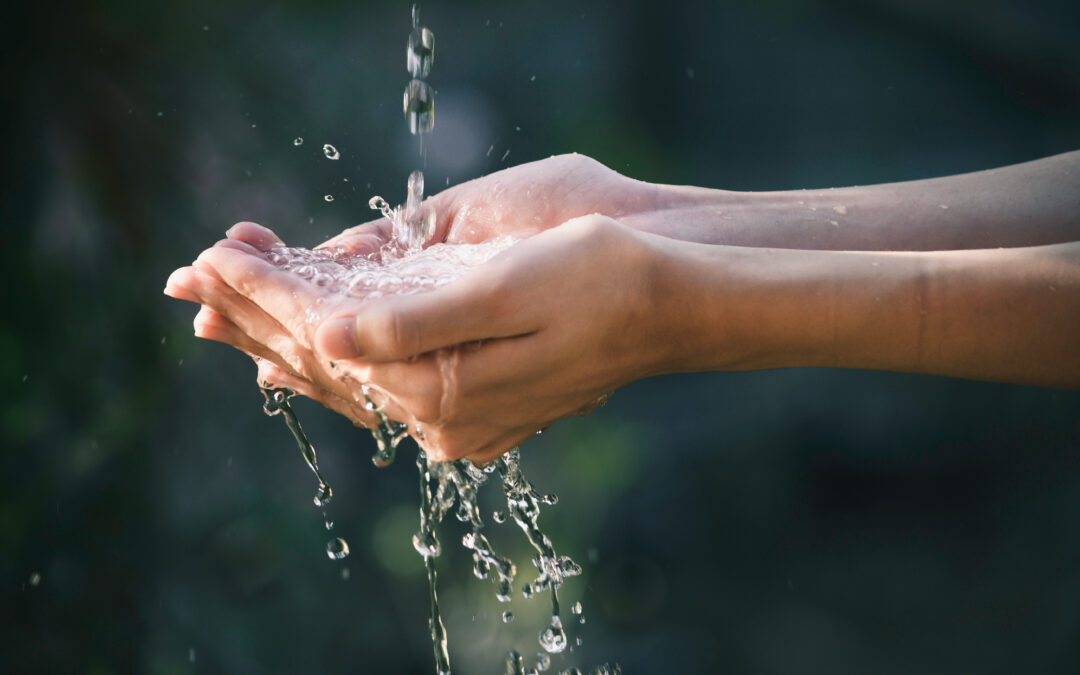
[{"left": 317, "top": 316, "right": 361, "bottom": 359}]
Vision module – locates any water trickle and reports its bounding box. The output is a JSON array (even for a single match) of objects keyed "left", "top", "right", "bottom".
[{"left": 251, "top": 6, "right": 617, "bottom": 673}]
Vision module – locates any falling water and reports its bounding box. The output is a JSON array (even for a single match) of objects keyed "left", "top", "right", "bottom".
[{"left": 254, "top": 5, "right": 620, "bottom": 673}]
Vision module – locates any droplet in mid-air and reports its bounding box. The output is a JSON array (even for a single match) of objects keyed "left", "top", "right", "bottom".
[
  {"left": 314, "top": 483, "right": 333, "bottom": 507},
  {"left": 403, "top": 79, "right": 435, "bottom": 135},
  {"left": 539, "top": 615, "right": 567, "bottom": 653},
  {"left": 502, "top": 611, "right": 514, "bottom": 623},
  {"left": 323, "top": 143, "right": 340, "bottom": 160},
  {"left": 407, "top": 26, "right": 435, "bottom": 78},
  {"left": 571, "top": 601, "right": 582, "bottom": 615},
  {"left": 324, "top": 194, "right": 334, "bottom": 202},
  {"left": 293, "top": 137, "right": 303, "bottom": 146},
  {"left": 326, "top": 537, "right": 350, "bottom": 560},
  {"left": 536, "top": 653, "right": 551, "bottom": 672}
]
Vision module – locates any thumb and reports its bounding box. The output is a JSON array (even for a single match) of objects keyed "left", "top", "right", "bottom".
[{"left": 315, "top": 272, "right": 534, "bottom": 362}]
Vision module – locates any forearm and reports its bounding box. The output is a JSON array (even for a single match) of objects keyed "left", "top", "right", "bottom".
[
  {"left": 626, "top": 150, "right": 1080, "bottom": 251},
  {"left": 651, "top": 236, "right": 1080, "bottom": 388}
]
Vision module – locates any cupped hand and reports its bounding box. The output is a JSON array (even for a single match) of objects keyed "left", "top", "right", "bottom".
[
  {"left": 320, "top": 153, "right": 665, "bottom": 255},
  {"left": 314, "top": 214, "right": 670, "bottom": 463}
]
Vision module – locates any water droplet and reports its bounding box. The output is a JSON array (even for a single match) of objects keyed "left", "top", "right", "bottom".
[
  {"left": 314, "top": 483, "right": 333, "bottom": 507},
  {"left": 575, "top": 637, "right": 583, "bottom": 647},
  {"left": 493, "top": 510, "right": 506, "bottom": 524},
  {"left": 293, "top": 137, "right": 303, "bottom": 146},
  {"left": 501, "top": 148, "right": 511, "bottom": 161},
  {"left": 341, "top": 567, "right": 351, "bottom": 581},
  {"left": 939, "top": 204, "right": 949, "bottom": 210},
  {"left": 326, "top": 537, "right": 350, "bottom": 560},
  {"left": 189, "top": 648, "right": 196, "bottom": 662},
  {"left": 403, "top": 79, "right": 435, "bottom": 135},
  {"left": 571, "top": 601, "right": 582, "bottom": 615},
  {"left": 324, "top": 194, "right": 334, "bottom": 202},
  {"left": 502, "top": 611, "right": 514, "bottom": 623},
  {"left": 522, "top": 583, "right": 533, "bottom": 598},
  {"left": 407, "top": 26, "right": 435, "bottom": 78},
  {"left": 323, "top": 144, "right": 340, "bottom": 160},
  {"left": 325, "top": 519, "right": 334, "bottom": 530},
  {"left": 539, "top": 615, "right": 567, "bottom": 653},
  {"left": 541, "top": 493, "right": 559, "bottom": 506},
  {"left": 29, "top": 572, "right": 41, "bottom": 587},
  {"left": 536, "top": 653, "right": 551, "bottom": 672},
  {"left": 832, "top": 205, "right": 847, "bottom": 215}
]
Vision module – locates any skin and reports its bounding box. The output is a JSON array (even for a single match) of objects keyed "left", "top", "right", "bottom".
[{"left": 165, "top": 151, "right": 1080, "bottom": 463}]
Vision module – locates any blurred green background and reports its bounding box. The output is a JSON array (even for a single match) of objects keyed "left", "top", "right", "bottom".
[{"left": 3, "top": 0, "right": 1080, "bottom": 673}]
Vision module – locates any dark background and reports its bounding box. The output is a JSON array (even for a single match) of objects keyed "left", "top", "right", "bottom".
[{"left": 3, "top": 0, "right": 1079, "bottom": 673}]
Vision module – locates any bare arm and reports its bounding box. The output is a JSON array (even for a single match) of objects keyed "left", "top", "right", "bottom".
[
  {"left": 630, "top": 150, "right": 1080, "bottom": 251},
  {"left": 653, "top": 237, "right": 1080, "bottom": 388}
]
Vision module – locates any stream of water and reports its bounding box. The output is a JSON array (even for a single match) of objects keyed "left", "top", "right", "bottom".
[{"left": 254, "top": 6, "right": 621, "bottom": 673}]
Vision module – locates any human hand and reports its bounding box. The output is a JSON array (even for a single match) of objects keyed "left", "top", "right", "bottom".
[
  {"left": 313, "top": 214, "right": 672, "bottom": 463},
  {"left": 167, "top": 214, "right": 675, "bottom": 464},
  {"left": 319, "top": 153, "right": 666, "bottom": 255}
]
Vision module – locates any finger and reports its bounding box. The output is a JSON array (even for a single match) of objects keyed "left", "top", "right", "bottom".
[
  {"left": 196, "top": 245, "right": 325, "bottom": 346},
  {"left": 361, "top": 337, "right": 541, "bottom": 416},
  {"left": 164, "top": 266, "right": 202, "bottom": 303},
  {"left": 316, "top": 219, "right": 391, "bottom": 256},
  {"left": 462, "top": 427, "right": 535, "bottom": 465},
  {"left": 314, "top": 270, "right": 538, "bottom": 362},
  {"left": 225, "top": 221, "right": 284, "bottom": 251}
]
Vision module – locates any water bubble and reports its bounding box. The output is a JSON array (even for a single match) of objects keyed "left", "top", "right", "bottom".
[
  {"left": 403, "top": 79, "right": 435, "bottom": 135},
  {"left": 407, "top": 26, "right": 435, "bottom": 78},
  {"left": 323, "top": 144, "right": 340, "bottom": 160},
  {"left": 536, "top": 653, "right": 551, "bottom": 672},
  {"left": 571, "top": 601, "right": 582, "bottom": 615},
  {"left": 324, "top": 194, "right": 334, "bottom": 202},
  {"left": 502, "top": 611, "right": 514, "bottom": 623},
  {"left": 293, "top": 137, "right": 303, "bottom": 146},
  {"left": 326, "top": 537, "right": 350, "bottom": 560},
  {"left": 539, "top": 615, "right": 567, "bottom": 653}
]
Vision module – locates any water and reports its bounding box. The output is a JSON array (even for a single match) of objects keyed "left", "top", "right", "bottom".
[
  {"left": 254, "top": 6, "right": 619, "bottom": 673},
  {"left": 404, "top": 79, "right": 436, "bottom": 137},
  {"left": 260, "top": 387, "right": 348, "bottom": 566}
]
